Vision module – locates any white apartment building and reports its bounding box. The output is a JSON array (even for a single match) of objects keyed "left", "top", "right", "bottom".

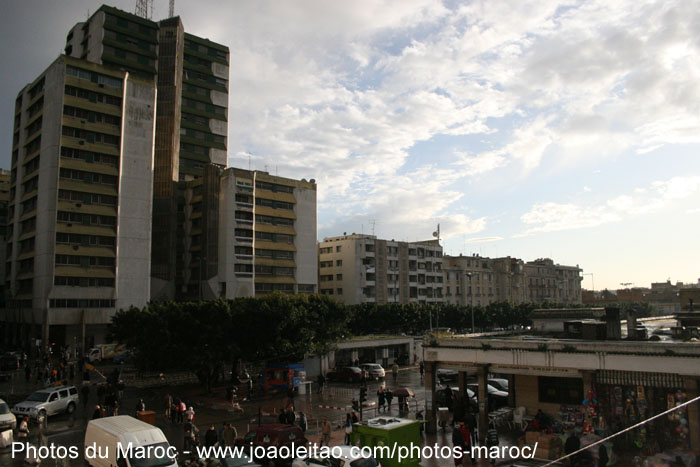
[{"left": 318, "top": 234, "right": 443, "bottom": 305}]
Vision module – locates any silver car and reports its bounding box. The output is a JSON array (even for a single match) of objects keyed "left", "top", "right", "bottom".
[
  {"left": 12, "top": 386, "right": 79, "bottom": 422},
  {"left": 360, "top": 363, "right": 386, "bottom": 379},
  {"left": 0, "top": 399, "right": 16, "bottom": 431}
]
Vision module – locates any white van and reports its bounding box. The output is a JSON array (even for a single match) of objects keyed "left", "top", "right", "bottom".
[{"left": 84, "top": 416, "right": 177, "bottom": 467}]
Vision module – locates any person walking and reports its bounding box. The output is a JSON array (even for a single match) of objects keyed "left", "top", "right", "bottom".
[
  {"left": 204, "top": 425, "right": 218, "bottom": 448},
  {"left": 164, "top": 394, "right": 173, "bottom": 419},
  {"left": 18, "top": 416, "right": 30, "bottom": 439},
  {"left": 419, "top": 361, "right": 424, "bottom": 380},
  {"left": 178, "top": 400, "right": 186, "bottom": 424},
  {"left": 385, "top": 389, "right": 394, "bottom": 413},
  {"left": 298, "top": 412, "right": 307, "bottom": 434},
  {"left": 465, "top": 409, "right": 477, "bottom": 447},
  {"left": 135, "top": 399, "right": 146, "bottom": 415},
  {"left": 344, "top": 413, "right": 353, "bottom": 445},
  {"left": 452, "top": 423, "right": 465, "bottom": 467},
  {"left": 186, "top": 406, "right": 195, "bottom": 424},
  {"left": 377, "top": 386, "right": 386, "bottom": 412},
  {"left": 317, "top": 373, "right": 325, "bottom": 394},
  {"left": 460, "top": 422, "right": 474, "bottom": 466},
  {"left": 320, "top": 418, "right": 331, "bottom": 447},
  {"left": 391, "top": 363, "right": 399, "bottom": 382},
  {"left": 92, "top": 405, "right": 103, "bottom": 420},
  {"left": 222, "top": 423, "right": 237, "bottom": 447}
]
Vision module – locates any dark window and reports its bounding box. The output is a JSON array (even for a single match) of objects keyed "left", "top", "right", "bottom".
[{"left": 538, "top": 377, "right": 583, "bottom": 405}]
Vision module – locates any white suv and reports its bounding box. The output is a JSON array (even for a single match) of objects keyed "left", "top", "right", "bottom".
[{"left": 12, "top": 386, "right": 79, "bottom": 422}]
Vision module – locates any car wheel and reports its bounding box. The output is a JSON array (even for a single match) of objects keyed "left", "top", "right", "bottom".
[{"left": 66, "top": 402, "right": 76, "bottom": 414}]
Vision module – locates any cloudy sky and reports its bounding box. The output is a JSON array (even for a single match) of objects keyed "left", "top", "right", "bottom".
[{"left": 1, "top": 0, "right": 699, "bottom": 290}]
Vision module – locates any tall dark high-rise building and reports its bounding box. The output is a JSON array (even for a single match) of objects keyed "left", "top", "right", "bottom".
[
  {"left": 64, "top": 5, "right": 230, "bottom": 301},
  {"left": 2, "top": 5, "right": 230, "bottom": 350}
]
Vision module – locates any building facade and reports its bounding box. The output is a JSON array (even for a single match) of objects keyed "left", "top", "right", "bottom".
[
  {"left": 318, "top": 234, "right": 443, "bottom": 305},
  {"left": 63, "top": 4, "right": 230, "bottom": 301},
  {"left": 523, "top": 258, "right": 582, "bottom": 304},
  {"left": 180, "top": 167, "right": 317, "bottom": 300},
  {"left": 444, "top": 254, "right": 581, "bottom": 306},
  {"left": 3, "top": 55, "right": 155, "bottom": 349}
]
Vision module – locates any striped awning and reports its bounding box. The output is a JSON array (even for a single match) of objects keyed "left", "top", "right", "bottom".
[{"left": 596, "top": 370, "right": 683, "bottom": 388}]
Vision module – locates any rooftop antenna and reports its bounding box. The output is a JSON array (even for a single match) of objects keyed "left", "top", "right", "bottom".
[
  {"left": 369, "top": 219, "right": 379, "bottom": 236},
  {"left": 432, "top": 223, "right": 440, "bottom": 244},
  {"left": 169, "top": 0, "right": 175, "bottom": 18},
  {"left": 135, "top": 0, "right": 152, "bottom": 19}
]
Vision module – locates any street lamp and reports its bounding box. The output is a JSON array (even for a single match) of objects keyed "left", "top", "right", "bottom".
[{"left": 466, "top": 272, "right": 474, "bottom": 333}]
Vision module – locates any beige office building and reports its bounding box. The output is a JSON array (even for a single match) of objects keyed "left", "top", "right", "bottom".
[
  {"left": 318, "top": 234, "right": 443, "bottom": 305},
  {"left": 444, "top": 254, "right": 581, "bottom": 306},
  {"left": 3, "top": 55, "right": 155, "bottom": 348},
  {"left": 180, "top": 167, "right": 317, "bottom": 299}
]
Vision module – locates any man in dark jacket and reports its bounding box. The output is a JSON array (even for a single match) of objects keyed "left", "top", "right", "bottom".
[{"left": 204, "top": 425, "right": 218, "bottom": 447}]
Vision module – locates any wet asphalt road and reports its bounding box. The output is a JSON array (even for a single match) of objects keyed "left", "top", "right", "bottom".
[{"left": 0, "top": 365, "right": 499, "bottom": 466}]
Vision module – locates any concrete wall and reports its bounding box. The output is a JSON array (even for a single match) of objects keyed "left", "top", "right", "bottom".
[
  {"left": 34, "top": 60, "right": 63, "bottom": 325},
  {"left": 218, "top": 169, "right": 254, "bottom": 298},
  {"left": 86, "top": 12, "right": 106, "bottom": 65},
  {"left": 115, "top": 74, "right": 156, "bottom": 311},
  {"left": 294, "top": 185, "right": 317, "bottom": 291}
]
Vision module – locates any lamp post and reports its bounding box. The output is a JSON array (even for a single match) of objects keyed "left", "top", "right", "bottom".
[{"left": 466, "top": 272, "right": 474, "bottom": 333}]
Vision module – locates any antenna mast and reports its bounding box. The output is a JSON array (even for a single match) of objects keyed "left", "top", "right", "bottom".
[
  {"left": 169, "top": 0, "right": 175, "bottom": 18},
  {"left": 135, "top": 0, "right": 152, "bottom": 19}
]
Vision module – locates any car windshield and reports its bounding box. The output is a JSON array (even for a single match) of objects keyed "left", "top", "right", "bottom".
[
  {"left": 26, "top": 392, "right": 50, "bottom": 402},
  {"left": 0, "top": 402, "right": 9, "bottom": 414},
  {"left": 128, "top": 442, "right": 173, "bottom": 467},
  {"left": 365, "top": 365, "right": 381, "bottom": 369}
]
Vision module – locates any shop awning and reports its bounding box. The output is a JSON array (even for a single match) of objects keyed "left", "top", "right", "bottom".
[{"left": 596, "top": 370, "right": 683, "bottom": 388}]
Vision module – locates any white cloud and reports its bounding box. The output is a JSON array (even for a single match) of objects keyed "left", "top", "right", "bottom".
[
  {"left": 517, "top": 175, "right": 700, "bottom": 235},
  {"left": 464, "top": 236, "right": 503, "bottom": 243}
]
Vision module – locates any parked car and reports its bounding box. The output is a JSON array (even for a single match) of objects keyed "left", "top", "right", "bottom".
[
  {"left": 435, "top": 387, "right": 477, "bottom": 411},
  {"left": 0, "top": 398, "right": 17, "bottom": 431},
  {"left": 360, "top": 363, "right": 385, "bottom": 379},
  {"left": 488, "top": 378, "right": 509, "bottom": 392},
  {"left": 436, "top": 368, "right": 458, "bottom": 382},
  {"left": 237, "top": 424, "right": 308, "bottom": 466},
  {"left": 326, "top": 367, "right": 367, "bottom": 383},
  {"left": 293, "top": 445, "right": 381, "bottom": 467},
  {"left": 467, "top": 383, "right": 508, "bottom": 410},
  {"left": 12, "top": 386, "right": 79, "bottom": 422}
]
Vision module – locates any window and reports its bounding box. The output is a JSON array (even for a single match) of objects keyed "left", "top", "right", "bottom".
[
  {"left": 319, "top": 247, "right": 332, "bottom": 254},
  {"left": 255, "top": 181, "right": 294, "bottom": 193},
  {"left": 538, "top": 377, "right": 583, "bottom": 405},
  {"left": 336, "top": 246, "right": 342, "bottom": 252},
  {"left": 336, "top": 260, "right": 343, "bottom": 266},
  {"left": 336, "top": 288, "right": 343, "bottom": 295},
  {"left": 336, "top": 274, "right": 343, "bottom": 280},
  {"left": 319, "top": 261, "right": 332, "bottom": 268}
]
